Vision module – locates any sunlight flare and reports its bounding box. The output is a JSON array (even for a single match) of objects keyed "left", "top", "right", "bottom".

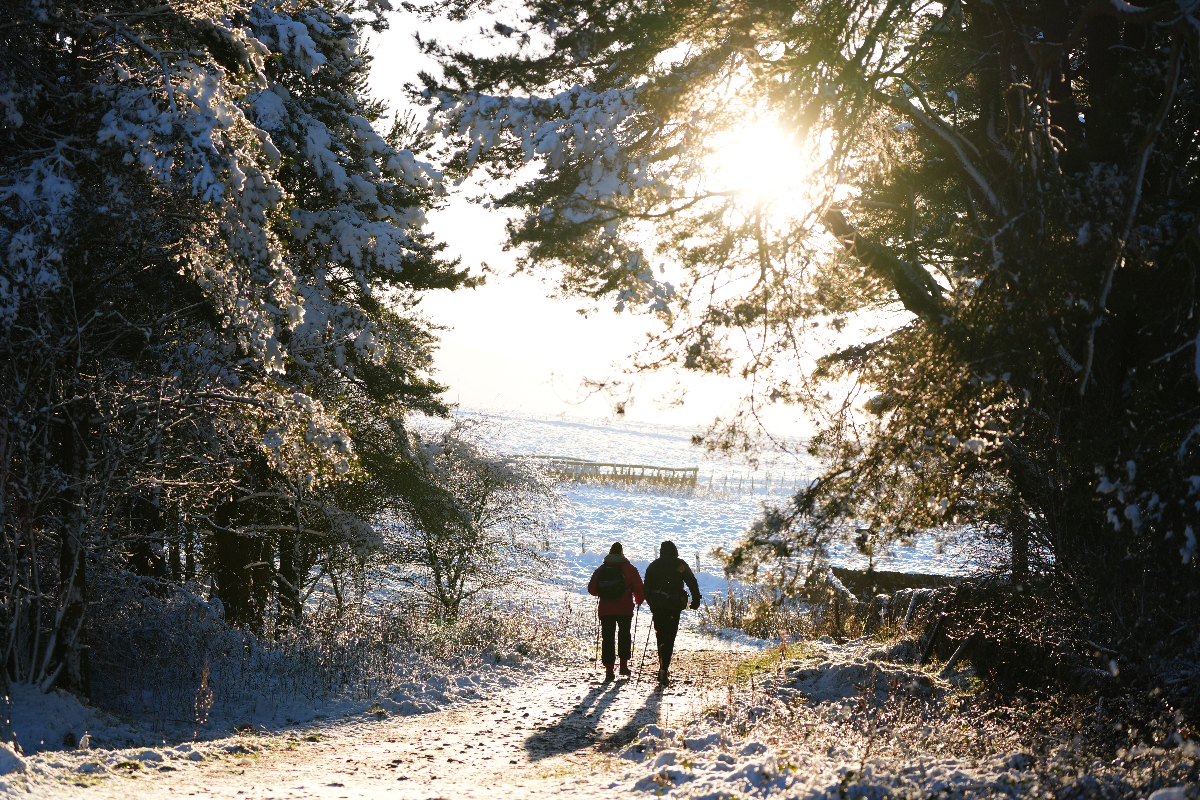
[{"left": 709, "top": 123, "right": 814, "bottom": 200}]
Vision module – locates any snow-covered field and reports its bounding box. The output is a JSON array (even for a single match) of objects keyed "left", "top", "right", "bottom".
[
  {"left": 461, "top": 408, "right": 973, "bottom": 578},
  {"left": 447, "top": 408, "right": 979, "bottom": 652}
]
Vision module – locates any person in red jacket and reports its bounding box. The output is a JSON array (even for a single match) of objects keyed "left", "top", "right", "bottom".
[{"left": 587, "top": 542, "right": 646, "bottom": 681}]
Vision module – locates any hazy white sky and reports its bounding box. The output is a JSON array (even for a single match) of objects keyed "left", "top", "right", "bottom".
[{"left": 364, "top": 12, "right": 811, "bottom": 435}]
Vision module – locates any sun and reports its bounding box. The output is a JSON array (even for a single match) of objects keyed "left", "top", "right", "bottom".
[{"left": 708, "top": 123, "right": 816, "bottom": 202}]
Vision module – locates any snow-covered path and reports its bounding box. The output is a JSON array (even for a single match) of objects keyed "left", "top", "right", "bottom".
[
  {"left": 14, "top": 639, "right": 1197, "bottom": 800},
  {"left": 39, "top": 661, "right": 718, "bottom": 800}
]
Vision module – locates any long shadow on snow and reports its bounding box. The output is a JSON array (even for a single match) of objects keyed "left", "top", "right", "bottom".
[{"left": 523, "top": 679, "right": 662, "bottom": 760}]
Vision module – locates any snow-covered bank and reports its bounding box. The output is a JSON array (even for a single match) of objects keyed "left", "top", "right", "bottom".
[
  {"left": 608, "top": 638, "right": 1199, "bottom": 800},
  {"left": 2, "top": 655, "right": 538, "bottom": 759}
]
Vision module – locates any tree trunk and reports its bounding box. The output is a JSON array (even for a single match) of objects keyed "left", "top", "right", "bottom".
[
  {"left": 168, "top": 527, "right": 181, "bottom": 583},
  {"left": 1044, "top": 0, "right": 1081, "bottom": 150},
  {"left": 50, "top": 416, "right": 89, "bottom": 698},
  {"left": 210, "top": 500, "right": 248, "bottom": 625},
  {"left": 1084, "top": 14, "right": 1123, "bottom": 161},
  {"left": 1012, "top": 523, "right": 1029, "bottom": 585},
  {"left": 278, "top": 511, "right": 301, "bottom": 626},
  {"left": 184, "top": 525, "right": 195, "bottom": 581},
  {"left": 52, "top": 520, "right": 89, "bottom": 697},
  {"left": 820, "top": 209, "right": 945, "bottom": 320},
  {"left": 329, "top": 567, "right": 344, "bottom": 615}
]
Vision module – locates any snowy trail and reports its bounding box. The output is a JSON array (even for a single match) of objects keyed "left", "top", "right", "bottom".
[
  {"left": 16, "top": 640, "right": 1196, "bottom": 800},
  {"left": 40, "top": 657, "right": 725, "bottom": 800}
]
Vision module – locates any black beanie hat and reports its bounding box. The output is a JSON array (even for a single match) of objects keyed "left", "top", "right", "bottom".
[
  {"left": 609, "top": 542, "right": 624, "bottom": 556},
  {"left": 659, "top": 540, "right": 678, "bottom": 559}
]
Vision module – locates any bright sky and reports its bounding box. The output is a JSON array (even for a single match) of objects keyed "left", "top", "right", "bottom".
[{"left": 365, "top": 11, "right": 811, "bottom": 434}]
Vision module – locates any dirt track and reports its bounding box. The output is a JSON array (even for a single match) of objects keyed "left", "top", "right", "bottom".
[{"left": 42, "top": 654, "right": 736, "bottom": 800}]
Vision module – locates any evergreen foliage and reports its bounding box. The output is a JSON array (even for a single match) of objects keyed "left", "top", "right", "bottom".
[
  {"left": 0, "top": 0, "right": 469, "bottom": 694},
  {"left": 421, "top": 0, "right": 1200, "bottom": 659}
]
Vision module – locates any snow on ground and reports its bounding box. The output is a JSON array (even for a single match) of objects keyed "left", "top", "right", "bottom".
[
  {"left": 3, "top": 651, "right": 535, "bottom": 757},
  {"left": 1, "top": 657, "right": 546, "bottom": 793},
  {"left": 3, "top": 651, "right": 722, "bottom": 799},
  {"left": 454, "top": 409, "right": 974, "bottom": 577},
  {"left": 610, "top": 640, "right": 1198, "bottom": 800},
  {"left": 11, "top": 638, "right": 1196, "bottom": 799},
  {"left": 3, "top": 682, "right": 134, "bottom": 756}
]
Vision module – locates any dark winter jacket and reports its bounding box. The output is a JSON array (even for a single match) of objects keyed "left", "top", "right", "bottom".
[
  {"left": 643, "top": 556, "right": 701, "bottom": 614},
  {"left": 587, "top": 556, "right": 645, "bottom": 616}
]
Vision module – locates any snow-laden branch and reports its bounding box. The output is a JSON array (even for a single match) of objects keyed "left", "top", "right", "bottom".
[
  {"left": 872, "top": 88, "right": 1007, "bottom": 218},
  {"left": 820, "top": 208, "right": 945, "bottom": 320}
]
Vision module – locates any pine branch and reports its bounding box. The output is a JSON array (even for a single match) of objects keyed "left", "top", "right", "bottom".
[
  {"left": 820, "top": 208, "right": 945, "bottom": 320},
  {"left": 1078, "top": 37, "right": 1182, "bottom": 395}
]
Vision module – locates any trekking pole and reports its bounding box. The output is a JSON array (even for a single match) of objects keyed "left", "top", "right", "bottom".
[
  {"left": 594, "top": 602, "right": 601, "bottom": 668},
  {"left": 631, "top": 604, "right": 640, "bottom": 656},
  {"left": 629, "top": 604, "right": 640, "bottom": 675},
  {"left": 634, "top": 615, "right": 655, "bottom": 686}
]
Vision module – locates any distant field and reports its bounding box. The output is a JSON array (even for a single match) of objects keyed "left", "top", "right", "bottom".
[{"left": 447, "top": 409, "right": 975, "bottom": 583}]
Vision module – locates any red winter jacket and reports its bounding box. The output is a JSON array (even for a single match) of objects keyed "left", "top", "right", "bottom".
[{"left": 587, "top": 558, "right": 645, "bottom": 616}]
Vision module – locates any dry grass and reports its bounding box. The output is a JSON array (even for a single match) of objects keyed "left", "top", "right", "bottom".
[
  {"left": 87, "top": 577, "right": 590, "bottom": 729},
  {"left": 697, "top": 584, "right": 872, "bottom": 641},
  {"left": 660, "top": 635, "right": 1198, "bottom": 799}
]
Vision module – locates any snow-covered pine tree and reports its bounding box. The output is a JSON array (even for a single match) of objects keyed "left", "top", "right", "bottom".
[
  {"left": 1, "top": 0, "right": 465, "bottom": 692},
  {"left": 419, "top": 0, "right": 1199, "bottom": 664}
]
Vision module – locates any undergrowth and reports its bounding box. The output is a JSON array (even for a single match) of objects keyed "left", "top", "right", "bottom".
[
  {"left": 689, "top": 576, "right": 1200, "bottom": 797},
  {"left": 670, "top": 641, "right": 1197, "bottom": 799},
  {"left": 87, "top": 573, "right": 587, "bottom": 727},
  {"left": 697, "top": 583, "right": 868, "bottom": 641}
]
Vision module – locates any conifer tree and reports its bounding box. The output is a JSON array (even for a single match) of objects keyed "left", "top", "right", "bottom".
[{"left": 1, "top": 0, "right": 465, "bottom": 691}]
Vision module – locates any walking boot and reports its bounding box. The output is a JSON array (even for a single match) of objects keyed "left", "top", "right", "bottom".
[
  {"left": 619, "top": 659, "right": 631, "bottom": 677},
  {"left": 604, "top": 664, "right": 615, "bottom": 681},
  {"left": 657, "top": 667, "right": 669, "bottom": 686}
]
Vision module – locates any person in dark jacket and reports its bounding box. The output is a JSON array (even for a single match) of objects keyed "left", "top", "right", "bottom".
[
  {"left": 642, "top": 540, "right": 701, "bottom": 686},
  {"left": 587, "top": 542, "right": 646, "bottom": 681}
]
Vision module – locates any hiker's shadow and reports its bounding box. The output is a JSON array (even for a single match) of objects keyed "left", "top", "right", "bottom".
[
  {"left": 604, "top": 685, "right": 663, "bottom": 747},
  {"left": 524, "top": 681, "right": 662, "bottom": 761}
]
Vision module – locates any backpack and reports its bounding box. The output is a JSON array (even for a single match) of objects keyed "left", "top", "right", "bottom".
[
  {"left": 596, "top": 563, "right": 627, "bottom": 602},
  {"left": 646, "top": 559, "right": 686, "bottom": 611}
]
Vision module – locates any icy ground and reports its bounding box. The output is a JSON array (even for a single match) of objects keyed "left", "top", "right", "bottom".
[{"left": 6, "top": 637, "right": 1195, "bottom": 800}]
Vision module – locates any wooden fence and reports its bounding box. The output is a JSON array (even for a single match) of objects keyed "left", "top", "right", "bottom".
[{"left": 532, "top": 456, "right": 699, "bottom": 487}]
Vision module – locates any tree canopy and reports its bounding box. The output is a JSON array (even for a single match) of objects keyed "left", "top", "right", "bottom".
[
  {"left": 1, "top": 0, "right": 469, "bottom": 693},
  {"left": 420, "top": 0, "right": 1200, "bottom": 648}
]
